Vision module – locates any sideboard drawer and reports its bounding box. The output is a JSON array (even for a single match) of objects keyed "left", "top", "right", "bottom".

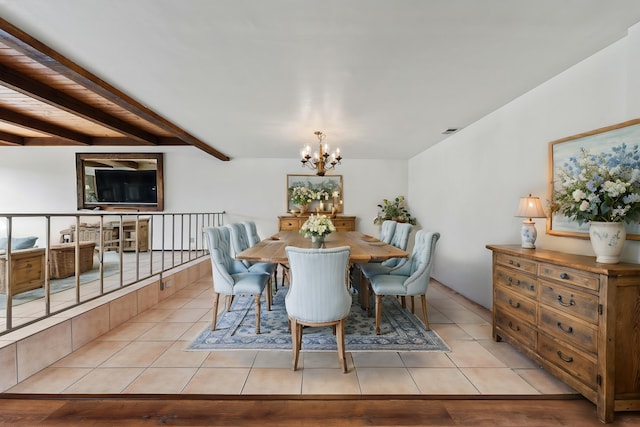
[
  {"left": 538, "top": 333, "right": 597, "bottom": 389},
  {"left": 539, "top": 306, "right": 597, "bottom": 354},
  {"left": 539, "top": 262, "right": 599, "bottom": 292},
  {"left": 495, "top": 253, "right": 537, "bottom": 274},
  {"left": 495, "top": 266, "right": 537, "bottom": 299},
  {"left": 331, "top": 218, "right": 355, "bottom": 231},
  {"left": 495, "top": 308, "right": 536, "bottom": 348},
  {"left": 539, "top": 280, "right": 599, "bottom": 324},
  {"left": 279, "top": 218, "right": 300, "bottom": 230},
  {"left": 494, "top": 285, "right": 537, "bottom": 324}
]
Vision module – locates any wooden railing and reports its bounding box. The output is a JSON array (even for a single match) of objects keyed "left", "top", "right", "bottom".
[{"left": 0, "top": 211, "right": 224, "bottom": 334}]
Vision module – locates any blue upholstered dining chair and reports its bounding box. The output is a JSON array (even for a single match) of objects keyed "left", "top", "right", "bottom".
[
  {"left": 379, "top": 220, "right": 397, "bottom": 244},
  {"left": 227, "top": 223, "right": 276, "bottom": 277},
  {"left": 204, "top": 227, "right": 272, "bottom": 334},
  {"left": 243, "top": 220, "right": 288, "bottom": 289},
  {"left": 285, "top": 246, "right": 352, "bottom": 373},
  {"left": 357, "top": 222, "right": 413, "bottom": 314},
  {"left": 242, "top": 221, "right": 261, "bottom": 247},
  {"left": 369, "top": 230, "right": 440, "bottom": 334}
]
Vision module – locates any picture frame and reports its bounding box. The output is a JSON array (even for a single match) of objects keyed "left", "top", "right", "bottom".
[
  {"left": 547, "top": 119, "right": 640, "bottom": 240},
  {"left": 286, "top": 174, "right": 343, "bottom": 213}
]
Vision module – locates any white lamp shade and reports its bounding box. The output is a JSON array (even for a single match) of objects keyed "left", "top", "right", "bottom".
[{"left": 516, "top": 195, "right": 546, "bottom": 219}]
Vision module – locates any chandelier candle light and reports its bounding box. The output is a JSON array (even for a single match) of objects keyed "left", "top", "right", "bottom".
[
  {"left": 515, "top": 194, "right": 547, "bottom": 249},
  {"left": 300, "top": 131, "right": 342, "bottom": 176}
]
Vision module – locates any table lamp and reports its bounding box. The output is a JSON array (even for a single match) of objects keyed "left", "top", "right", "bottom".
[{"left": 515, "top": 194, "right": 547, "bottom": 248}]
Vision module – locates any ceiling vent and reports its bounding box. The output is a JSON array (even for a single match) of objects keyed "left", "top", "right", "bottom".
[{"left": 442, "top": 128, "right": 461, "bottom": 135}]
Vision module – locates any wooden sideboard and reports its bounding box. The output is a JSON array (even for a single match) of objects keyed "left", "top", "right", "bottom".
[
  {"left": 486, "top": 244, "right": 640, "bottom": 423},
  {"left": 60, "top": 218, "right": 149, "bottom": 252},
  {"left": 278, "top": 215, "right": 356, "bottom": 232}
]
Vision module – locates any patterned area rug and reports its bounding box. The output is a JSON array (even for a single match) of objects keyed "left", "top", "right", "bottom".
[{"left": 188, "top": 287, "right": 450, "bottom": 352}]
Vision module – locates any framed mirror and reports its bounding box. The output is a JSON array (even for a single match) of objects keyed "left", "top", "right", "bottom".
[
  {"left": 287, "top": 174, "right": 342, "bottom": 213},
  {"left": 76, "top": 153, "right": 164, "bottom": 211}
]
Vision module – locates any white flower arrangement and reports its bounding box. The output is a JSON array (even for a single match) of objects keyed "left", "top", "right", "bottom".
[
  {"left": 289, "top": 186, "right": 314, "bottom": 206},
  {"left": 299, "top": 214, "right": 336, "bottom": 237},
  {"left": 550, "top": 143, "right": 640, "bottom": 224}
]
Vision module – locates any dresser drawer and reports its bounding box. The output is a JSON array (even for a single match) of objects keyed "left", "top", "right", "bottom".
[
  {"left": 539, "top": 280, "right": 599, "bottom": 324},
  {"left": 279, "top": 219, "right": 300, "bottom": 231},
  {"left": 495, "top": 266, "right": 537, "bottom": 299},
  {"left": 494, "top": 285, "right": 537, "bottom": 324},
  {"left": 538, "top": 333, "right": 597, "bottom": 388},
  {"left": 495, "top": 308, "right": 536, "bottom": 348},
  {"left": 539, "top": 306, "right": 597, "bottom": 353},
  {"left": 495, "top": 253, "right": 537, "bottom": 274},
  {"left": 332, "top": 219, "right": 355, "bottom": 231},
  {"left": 539, "top": 262, "right": 599, "bottom": 292}
]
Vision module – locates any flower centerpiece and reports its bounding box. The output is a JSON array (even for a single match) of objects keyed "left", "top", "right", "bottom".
[
  {"left": 373, "top": 196, "right": 417, "bottom": 225},
  {"left": 300, "top": 214, "right": 336, "bottom": 248},
  {"left": 550, "top": 143, "right": 640, "bottom": 263},
  {"left": 289, "top": 186, "right": 314, "bottom": 212}
]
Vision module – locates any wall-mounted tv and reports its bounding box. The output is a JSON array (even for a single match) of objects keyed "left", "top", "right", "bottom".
[
  {"left": 76, "top": 153, "right": 164, "bottom": 211},
  {"left": 94, "top": 169, "right": 157, "bottom": 204}
]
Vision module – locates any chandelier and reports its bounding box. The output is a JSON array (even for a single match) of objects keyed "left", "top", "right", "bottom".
[{"left": 299, "top": 131, "right": 342, "bottom": 176}]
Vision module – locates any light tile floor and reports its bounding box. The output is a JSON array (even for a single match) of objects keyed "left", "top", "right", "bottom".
[{"left": 6, "top": 276, "right": 577, "bottom": 396}]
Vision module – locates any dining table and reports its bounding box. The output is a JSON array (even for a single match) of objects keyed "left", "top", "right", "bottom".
[
  {"left": 236, "top": 230, "right": 409, "bottom": 313},
  {"left": 236, "top": 231, "right": 409, "bottom": 264}
]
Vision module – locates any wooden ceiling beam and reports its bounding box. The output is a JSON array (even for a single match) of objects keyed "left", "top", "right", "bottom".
[
  {"left": 0, "top": 17, "right": 230, "bottom": 161},
  {"left": 0, "top": 130, "right": 24, "bottom": 145},
  {"left": 0, "top": 106, "right": 91, "bottom": 144},
  {"left": 0, "top": 63, "right": 158, "bottom": 146}
]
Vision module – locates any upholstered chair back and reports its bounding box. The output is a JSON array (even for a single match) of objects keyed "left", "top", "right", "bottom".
[
  {"left": 243, "top": 221, "right": 261, "bottom": 247},
  {"left": 227, "top": 223, "right": 253, "bottom": 267},
  {"left": 204, "top": 227, "right": 245, "bottom": 294},
  {"left": 379, "top": 220, "right": 397, "bottom": 244},
  {"left": 381, "top": 222, "right": 413, "bottom": 268},
  {"left": 285, "top": 246, "right": 351, "bottom": 323},
  {"left": 391, "top": 230, "right": 440, "bottom": 295}
]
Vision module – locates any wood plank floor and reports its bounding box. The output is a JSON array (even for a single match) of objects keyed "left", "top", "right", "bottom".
[{"left": 0, "top": 396, "right": 639, "bottom": 426}]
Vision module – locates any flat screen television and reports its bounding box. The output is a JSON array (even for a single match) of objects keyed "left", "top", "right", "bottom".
[
  {"left": 76, "top": 153, "right": 164, "bottom": 211},
  {"left": 94, "top": 169, "right": 157, "bottom": 204}
]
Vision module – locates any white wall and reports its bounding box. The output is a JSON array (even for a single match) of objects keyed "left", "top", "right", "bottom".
[
  {"left": 0, "top": 145, "right": 407, "bottom": 247},
  {"left": 409, "top": 27, "right": 640, "bottom": 308}
]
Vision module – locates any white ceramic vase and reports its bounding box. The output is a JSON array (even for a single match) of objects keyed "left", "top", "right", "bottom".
[{"left": 588, "top": 221, "right": 626, "bottom": 264}]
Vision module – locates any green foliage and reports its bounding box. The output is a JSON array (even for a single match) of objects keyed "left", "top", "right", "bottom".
[{"left": 373, "top": 195, "right": 416, "bottom": 225}]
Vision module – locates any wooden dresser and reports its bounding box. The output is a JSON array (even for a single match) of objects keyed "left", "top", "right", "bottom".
[
  {"left": 278, "top": 215, "right": 356, "bottom": 232},
  {"left": 486, "top": 244, "right": 640, "bottom": 423}
]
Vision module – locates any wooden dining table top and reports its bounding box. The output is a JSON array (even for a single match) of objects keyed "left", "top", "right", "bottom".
[{"left": 236, "top": 231, "right": 409, "bottom": 264}]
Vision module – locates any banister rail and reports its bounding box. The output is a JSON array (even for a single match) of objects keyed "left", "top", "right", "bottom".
[{"left": 0, "top": 211, "right": 224, "bottom": 335}]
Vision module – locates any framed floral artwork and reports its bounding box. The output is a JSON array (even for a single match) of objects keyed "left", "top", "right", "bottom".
[
  {"left": 286, "top": 174, "right": 343, "bottom": 213},
  {"left": 548, "top": 118, "right": 640, "bottom": 240}
]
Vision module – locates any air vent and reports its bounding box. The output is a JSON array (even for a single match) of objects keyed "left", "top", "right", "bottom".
[{"left": 442, "top": 128, "right": 460, "bottom": 135}]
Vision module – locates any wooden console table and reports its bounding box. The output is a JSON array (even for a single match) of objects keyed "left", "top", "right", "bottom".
[
  {"left": 278, "top": 215, "right": 356, "bottom": 232},
  {"left": 486, "top": 244, "right": 640, "bottom": 423},
  {"left": 60, "top": 218, "right": 149, "bottom": 252}
]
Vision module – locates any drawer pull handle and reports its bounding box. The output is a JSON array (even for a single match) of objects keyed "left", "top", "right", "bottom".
[
  {"left": 529, "top": 285, "right": 535, "bottom": 291},
  {"left": 556, "top": 351, "right": 574, "bottom": 363},
  {"left": 508, "top": 260, "right": 521, "bottom": 267},
  {"left": 559, "top": 273, "right": 570, "bottom": 280},
  {"left": 557, "top": 295, "right": 575, "bottom": 307},
  {"left": 508, "top": 298, "right": 521, "bottom": 308},
  {"left": 508, "top": 321, "right": 520, "bottom": 332},
  {"left": 556, "top": 322, "right": 574, "bottom": 334}
]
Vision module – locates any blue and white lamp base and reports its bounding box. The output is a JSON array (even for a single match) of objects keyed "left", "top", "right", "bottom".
[{"left": 520, "top": 220, "right": 537, "bottom": 249}]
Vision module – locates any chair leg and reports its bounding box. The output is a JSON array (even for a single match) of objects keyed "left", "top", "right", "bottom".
[
  {"left": 421, "top": 294, "right": 430, "bottom": 330},
  {"left": 410, "top": 296, "right": 415, "bottom": 314},
  {"left": 336, "top": 318, "right": 347, "bottom": 373},
  {"left": 211, "top": 291, "right": 220, "bottom": 331},
  {"left": 400, "top": 296, "right": 406, "bottom": 309},
  {"left": 254, "top": 294, "right": 261, "bottom": 334},
  {"left": 375, "top": 294, "right": 383, "bottom": 335},
  {"left": 290, "top": 318, "right": 300, "bottom": 370},
  {"left": 226, "top": 295, "right": 234, "bottom": 312},
  {"left": 266, "top": 279, "right": 272, "bottom": 311}
]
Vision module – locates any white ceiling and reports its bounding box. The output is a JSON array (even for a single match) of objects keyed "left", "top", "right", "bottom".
[{"left": 2, "top": 0, "right": 640, "bottom": 161}]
